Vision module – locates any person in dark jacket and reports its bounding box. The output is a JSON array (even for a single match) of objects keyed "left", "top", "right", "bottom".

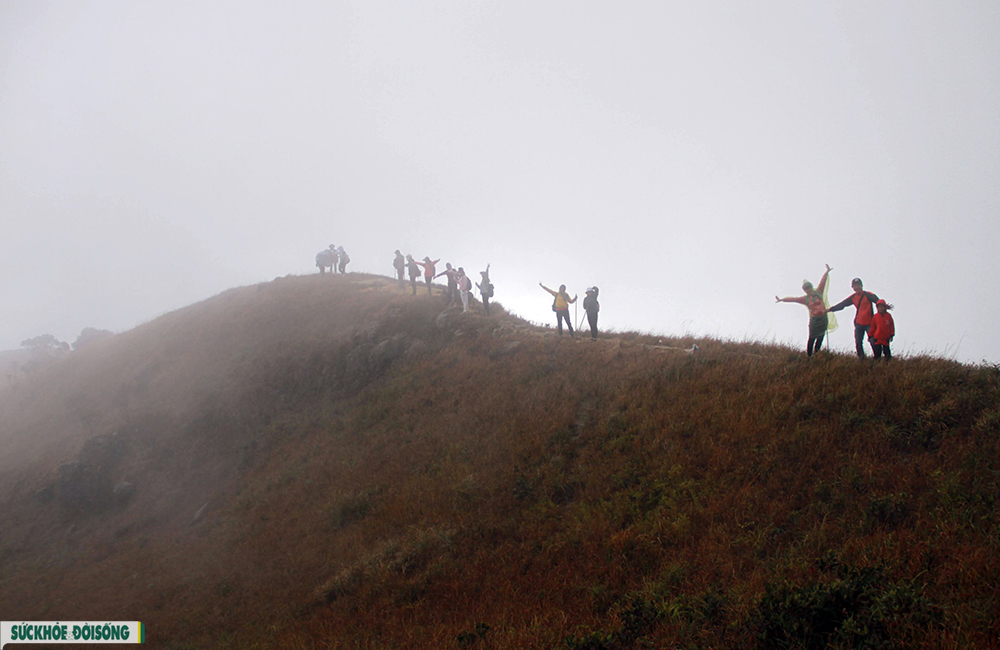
[
  {"left": 828, "top": 277, "right": 880, "bottom": 358},
  {"left": 583, "top": 286, "right": 600, "bottom": 340},
  {"left": 406, "top": 254, "right": 420, "bottom": 296},
  {"left": 393, "top": 250, "right": 406, "bottom": 289}
]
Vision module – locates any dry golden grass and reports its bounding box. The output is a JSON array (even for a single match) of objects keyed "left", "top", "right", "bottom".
[{"left": 1, "top": 272, "right": 999, "bottom": 648}]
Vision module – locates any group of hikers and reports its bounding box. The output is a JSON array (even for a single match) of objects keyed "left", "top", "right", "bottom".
[
  {"left": 315, "top": 245, "right": 350, "bottom": 274},
  {"left": 538, "top": 283, "right": 601, "bottom": 340},
  {"left": 317, "top": 248, "right": 895, "bottom": 356},
  {"left": 387, "top": 251, "right": 602, "bottom": 339},
  {"left": 777, "top": 265, "right": 896, "bottom": 361},
  {"left": 392, "top": 251, "right": 495, "bottom": 315}
]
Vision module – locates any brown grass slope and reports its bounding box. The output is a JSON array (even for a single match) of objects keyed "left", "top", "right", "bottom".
[{"left": 1, "top": 273, "right": 999, "bottom": 649}]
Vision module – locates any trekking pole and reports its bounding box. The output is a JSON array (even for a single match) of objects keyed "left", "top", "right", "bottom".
[{"left": 575, "top": 301, "right": 580, "bottom": 333}]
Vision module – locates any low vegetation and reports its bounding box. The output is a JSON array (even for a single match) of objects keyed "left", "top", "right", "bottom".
[{"left": 1, "top": 273, "right": 998, "bottom": 648}]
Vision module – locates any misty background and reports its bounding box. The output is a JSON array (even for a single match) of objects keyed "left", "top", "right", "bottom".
[{"left": 2, "top": 1, "right": 997, "bottom": 363}]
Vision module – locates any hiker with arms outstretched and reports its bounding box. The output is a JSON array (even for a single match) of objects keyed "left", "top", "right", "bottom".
[
  {"left": 435, "top": 263, "right": 459, "bottom": 306},
  {"left": 415, "top": 257, "right": 439, "bottom": 296},
  {"left": 776, "top": 264, "right": 832, "bottom": 357},
  {"left": 540, "top": 282, "right": 577, "bottom": 337},
  {"left": 828, "top": 277, "right": 880, "bottom": 359}
]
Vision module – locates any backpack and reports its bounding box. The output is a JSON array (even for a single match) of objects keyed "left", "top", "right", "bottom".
[{"left": 484, "top": 282, "right": 494, "bottom": 298}]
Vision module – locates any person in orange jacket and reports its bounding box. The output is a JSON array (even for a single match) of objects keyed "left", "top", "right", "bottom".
[
  {"left": 776, "top": 264, "right": 832, "bottom": 357},
  {"left": 868, "top": 299, "right": 895, "bottom": 362},
  {"left": 828, "top": 277, "right": 880, "bottom": 359}
]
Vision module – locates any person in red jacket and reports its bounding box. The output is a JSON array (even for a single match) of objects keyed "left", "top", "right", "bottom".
[
  {"left": 776, "top": 264, "right": 832, "bottom": 357},
  {"left": 828, "top": 277, "right": 880, "bottom": 359},
  {"left": 868, "top": 299, "right": 895, "bottom": 362},
  {"left": 415, "top": 257, "right": 439, "bottom": 296}
]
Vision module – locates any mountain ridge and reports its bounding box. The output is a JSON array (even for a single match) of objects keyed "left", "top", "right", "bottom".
[{"left": 1, "top": 272, "right": 998, "bottom": 649}]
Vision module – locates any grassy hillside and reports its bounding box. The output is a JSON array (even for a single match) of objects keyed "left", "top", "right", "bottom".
[{"left": 1, "top": 273, "right": 999, "bottom": 649}]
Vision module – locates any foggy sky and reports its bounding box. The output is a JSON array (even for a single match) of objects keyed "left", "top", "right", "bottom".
[{"left": 2, "top": 1, "right": 998, "bottom": 363}]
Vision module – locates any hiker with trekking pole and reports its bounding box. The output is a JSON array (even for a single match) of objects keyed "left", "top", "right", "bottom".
[{"left": 540, "top": 282, "right": 577, "bottom": 337}]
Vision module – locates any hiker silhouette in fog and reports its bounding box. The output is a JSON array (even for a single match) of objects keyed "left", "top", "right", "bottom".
[
  {"left": 393, "top": 250, "right": 406, "bottom": 289},
  {"left": 435, "top": 263, "right": 459, "bottom": 306},
  {"left": 583, "top": 286, "right": 600, "bottom": 340},
  {"left": 776, "top": 264, "right": 832, "bottom": 357},
  {"left": 415, "top": 257, "right": 439, "bottom": 296},
  {"left": 540, "top": 283, "right": 577, "bottom": 337},
  {"left": 316, "top": 247, "right": 336, "bottom": 274},
  {"left": 328, "top": 245, "right": 340, "bottom": 273},
  {"left": 828, "top": 277, "right": 880, "bottom": 359},
  {"left": 337, "top": 246, "right": 350, "bottom": 273},
  {"left": 476, "top": 265, "right": 493, "bottom": 315},
  {"left": 456, "top": 267, "right": 472, "bottom": 313},
  {"left": 406, "top": 254, "right": 420, "bottom": 295},
  {"left": 868, "top": 299, "right": 895, "bottom": 362}
]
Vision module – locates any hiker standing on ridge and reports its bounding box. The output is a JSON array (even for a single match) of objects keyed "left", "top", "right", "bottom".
[
  {"left": 406, "top": 254, "right": 420, "bottom": 296},
  {"left": 583, "top": 286, "right": 600, "bottom": 340},
  {"left": 328, "top": 245, "right": 340, "bottom": 273},
  {"left": 337, "top": 246, "right": 350, "bottom": 273},
  {"left": 435, "top": 263, "right": 459, "bottom": 306},
  {"left": 868, "top": 299, "right": 895, "bottom": 362},
  {"left": 828, "top": 277, "right": 880, "bottom": 359},
  {"left": 540, "top": 282, "right": 577, "bottom": 337},
  {"left": 456, "top": 267, "right": 472, "bottom": 313},
  {"left": 776, "top": 264, "right": 833, "bottom": 357},
  {"left": 415, "top": 257, "right": 439, "bottom": 296},
  {"left": 316, "top": 247, "right": 336, "bottom": 274},
  {"left": 393, "top": 250, "right": 406, "bottom": 289},
  {"left": 476, "top": 265, "right": 493, "bottom": 315}
]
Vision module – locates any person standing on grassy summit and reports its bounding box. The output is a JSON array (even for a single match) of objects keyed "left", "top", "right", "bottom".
[
  {"left": 828, "top": 277, "right": 880, "bottom": 359},
  {"left": 476, "top": 265, "right": 493, "bottom": 315},
  {"left": 583, "top": 286, "right": 600, "bottom": 340},
  {"left": 406, "top": 254, "right": 420, "bottom": 296},
  {"left": 540, "top": 282, "right": 577, "bottom": 337},
  {"left": 868, "top": 299, "right": 895, "bottom": 362},
  {"left": 393, "top": 250, "right": 406, "bottom": 289},
  {"left": 435, "top": 263, "right": 459, "bottom": 306},
  {"left": 456, "top": 267, "right": 472, "bottom": 313},
  {"left": 776, "top": 264, "right": 833, "bottom": 357},
  {"left": 415, "top": 257, "right": 439, "bottom": 296}
]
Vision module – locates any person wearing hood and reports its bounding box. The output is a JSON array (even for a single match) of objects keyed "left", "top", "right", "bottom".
[
  {"left": 540, "top": 282, "right": 577, "bottom": 337},
  {"left": 583, "top": 286, "right": 600, "bottom": 340},
  {"left": 337, "top": 246, "right": 350, "bottom": 273},
  {"left": 776, "top": 264, "right": 832, "bottom": 357},
  {"left": 476, "top": 265, "right": 493, "bottom": 315}
]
